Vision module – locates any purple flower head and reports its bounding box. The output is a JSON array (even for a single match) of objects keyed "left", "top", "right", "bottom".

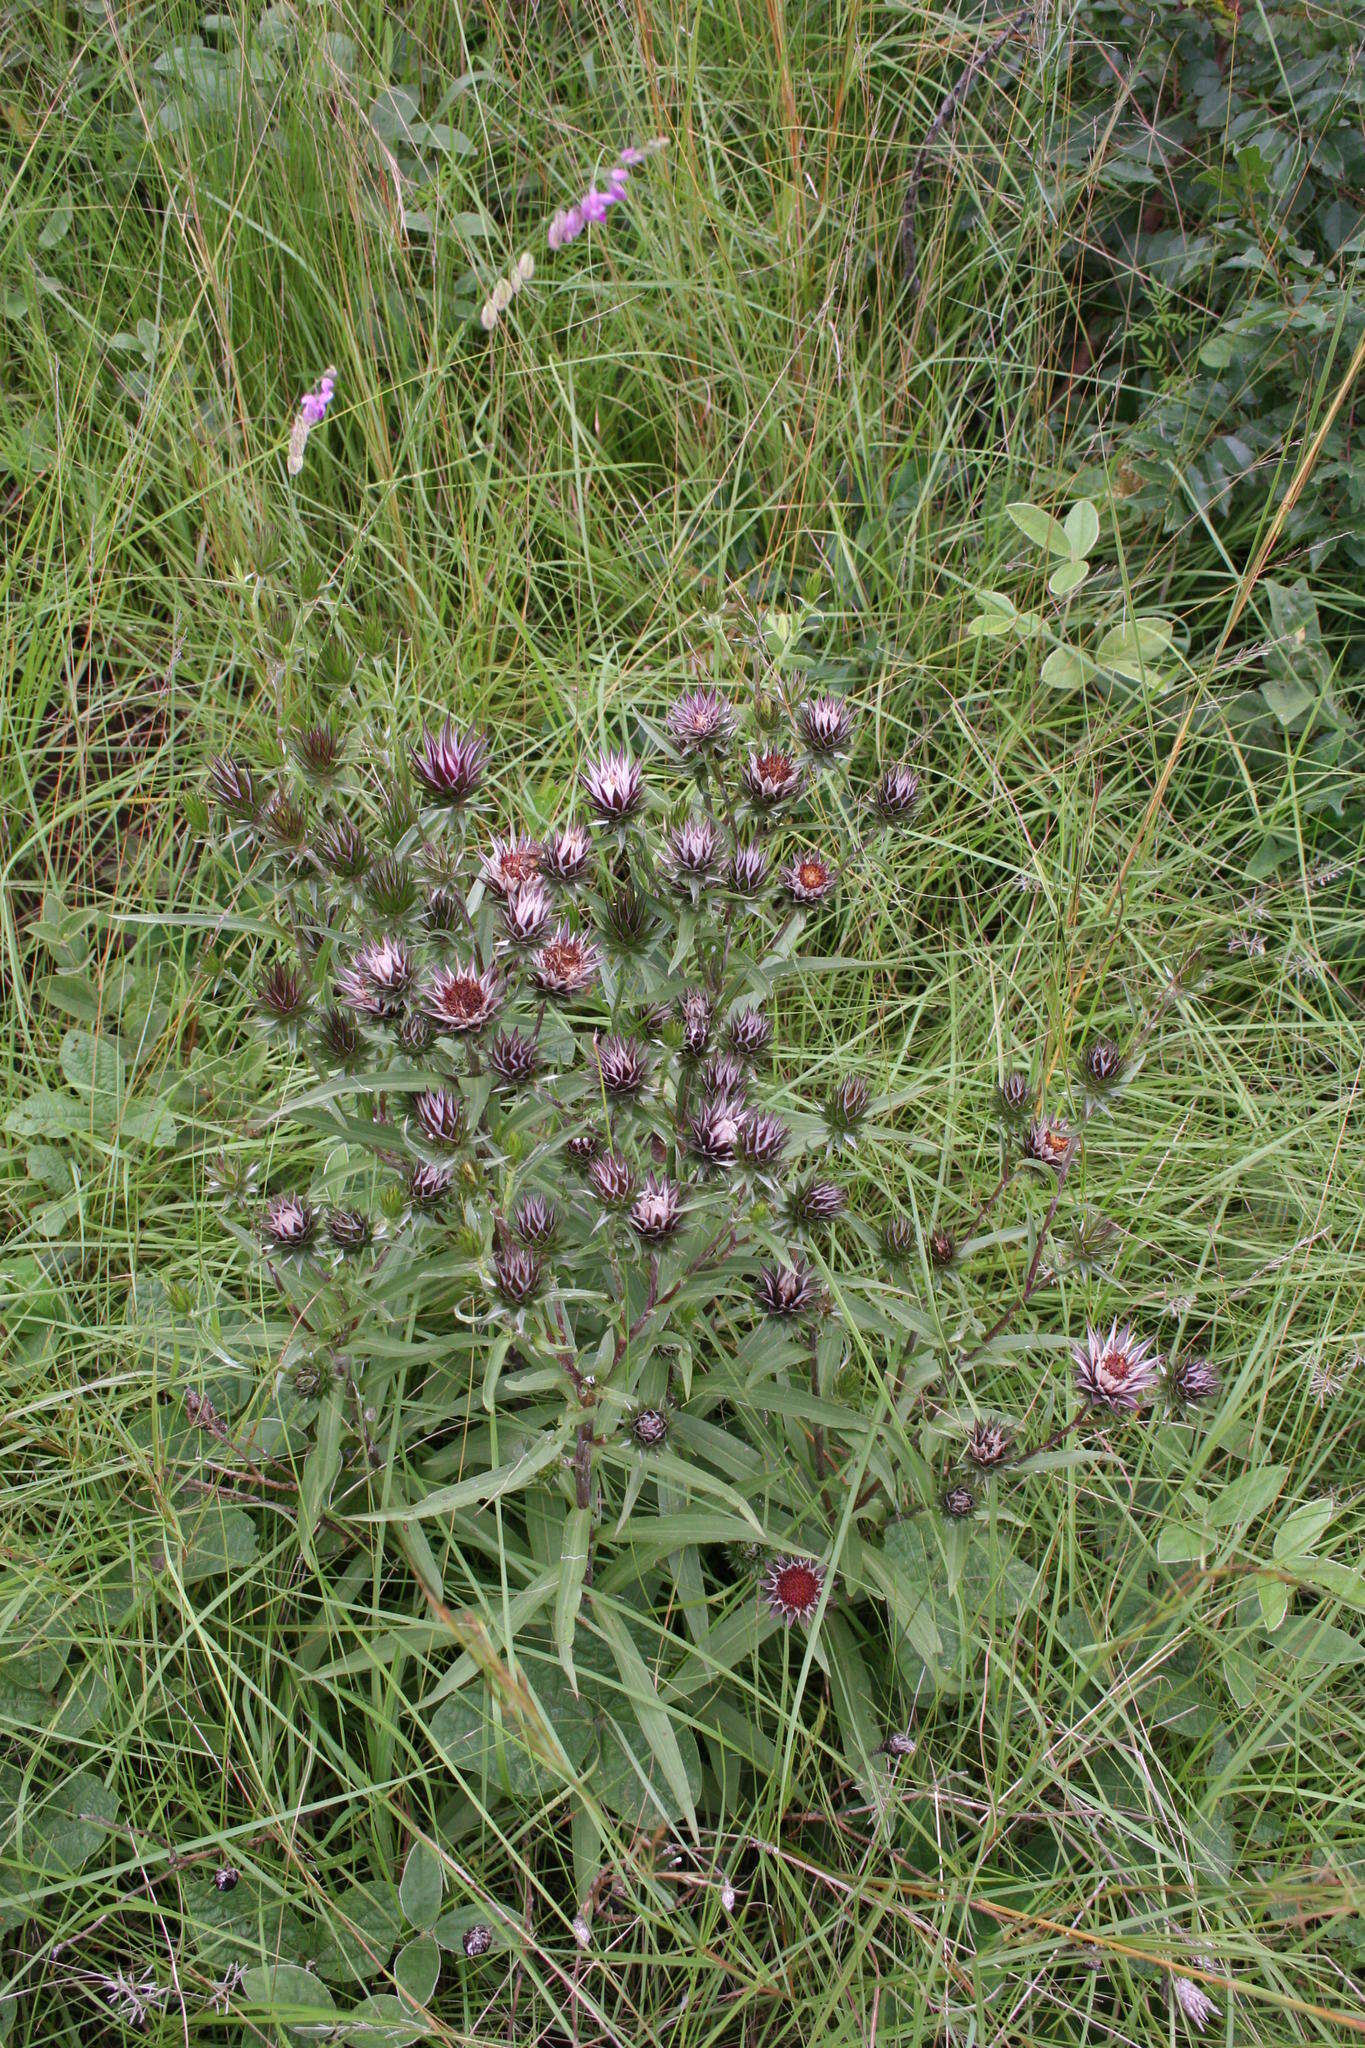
[
  {"left": 299, "top": 367, "right": 336, "bottom": 428},
  {"left": 423, "top": 958, "right": 503, "bottom": 1035},
  {"left": 336, "top": 935, "right": 416, "bottom": 1020},
  {"left": 737, "top": 1110, "right": 791, "bottom": 1169},
  {"left": 532, "top": 922, "right": 601, "bottom": 997},
  {"left": 411, "top": 721, "right": 488, "bottom": 807},
  {"left": 665, "top": 815, "right": 723, "bottom": 890},
  {"left": 667, "top": 687, "right": 736, "bottom": 758},
  {"left": 1073, "top": 1321, "right": 1161, "bottom": 1414},
  {"left": 687, "top": 1094, "right": 744, "bottom": 1168},
  {"left": 630, "top": 1174, "right": 684, "bottom": 1242},
  {"left": 581, "top": 747, "right": 645, "bottom": 825},
  {"left": 542, "top": 822, "right": 594, "bottom": 885},
  {"left": 480, "top": 833, "right": 542, "bottom": 896},
  {"left": 501, "top": 878, "right": 555, "bottom": 944}
]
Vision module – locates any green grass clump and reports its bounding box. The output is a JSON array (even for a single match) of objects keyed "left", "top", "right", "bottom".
[{"left": 2, "top": 1, "right": 1363, "bottom": 2041}]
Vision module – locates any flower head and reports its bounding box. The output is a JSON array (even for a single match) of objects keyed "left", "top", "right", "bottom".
[
  {"left": 292, "top": 720, "right": 344, "bottom": 781},
  {"left": 943, "top": 1484, "right": 976, "bottom": 1520},
  {"left": 703, "top": 1051, "right": 748, "bottom": 1100},
  {"left": 594, "top": 1034, "right": 649, "bottom": 1097},
  {"left": 501, "top": 879, "right": 555, "bottom": 944},
  {"left": 1171, "top": 1969, "right": 1220, "bottom": 2033},
  {"left": 336, "top": 936, "right": 417, "bottom": 1020},
  {"left": 883, "top": 1215, "right": 915, "bottom": 1261},
  {"left": 287, "top": 367, "right": 336, "bottom": 475},
  {"left": 258, "top": 961, "right": 308, "bottom": 1024},
  {"left": 762, "top": 1554, "right": 826, "bottom": 1626},
  {"left": 413, "top": 1087, "right": 465, "bottom": 1149},
  {"left": 797, "top": 695, "right": 854, "bottom": 756},
  {"left": 826, "top": 1074, "right": 870, "bottom": 1130},
  {"left": 929, "top": 1227, "right": 956, "bottom": 1269},
  {"left": 787, "top": 1176, "right": 846, "bottom": 1225},
  {"left": 1167, "top": 1354, "right": 1220, "bottom": 1410},
  {"left": 630, "top": 1405, "right": 670, "bottom": 1449},
  {"left": 727, "top": 840, "right": 772, "bottom": 895},
  {"left": 566, "top": 1129, "right": 602, "bottom": 1167},
  {"left": 783, "top": 851, "right": 836, "bottom": 905},
  {"left": 532, "top": 923, "right": 601, "bottom": 996},
  {"left": 208, "top": 753, "right": 259, "bottom": 818},
  {"left": 410, "top": 720, "right": 488, "bottom": 806},
  {"left": 1073, "top": 1320, "right": 1161, "bottom": 1414},
  {"left": 964, "top": 1418, "right": 1013, "bottom": 1470},
  {"left": 409, "top": 1161, "right": 454, "bottom": 1213},
  {"left": 488, "top": 1028, "right": 540, "bottom": 1089},
  {"left": 665, "top": 814, "right": 723, "bottom": 890},
  {"left": 424, "top": 958, "right": 503, "bottom": 1035},
  {"left": 424, "top": 884, "right": 463, "bottom": 934},
  {"left": 726, "top": 1007, "right": 772, "bottom": 1061},
  {"left": 542, "top": 823, "right": 594, "bottom": 885},
  {"left": 687, "top": 1094, "right": 744, "bottom": 1168},
  {"left": 667, "top": 688, "right": 735, "bottom": 756},
  {"left": 316, "top": 1005, "right": 363, "bottom": 1068},
  {"left": 998, "top": 1070, "right": 1033, "bottom": 1120},
  {"left": 741, "top": 748, "right": 803, "bottom": 808},
  {"left": 513, "top": 1194, "right": 558, "bottom": 1246},
  {"left": 262, "top": 1195, "right": 316, "bottom": 1252},
  {"left": 737, "top": 1110, "right": 791, "bottom": 1169},
  {"left": 871, "top": 763, "right": 920, "bottom": 822},
  {"left": 481, "top": 833, "right": 542, "bottom": 896},
  {"left": 754, "top": 1259, "right": 819, "bottom": 1318},
  {"left": 589, "top": 1151, "right": 636, "bottom": 1207},
  {"left": 581, "top": 748, "right": 645, "bottom": 825},
  {"left": 493, "top": 1246, "right": 542, "bottom": 1304},
  {"left": 1024, "top": 1115, "right": 1074, "bottom": 1169},
  {"left": 362, "top": 854, "right": 419, "bottom": 919},
  {"left": 327, "top": 1206, "right": 373, "bottom": 1253},
  {"left": 630, "top": 1173, "right": 684, "bottom": 1242},
  {"left": 679, "top": 988, "right": 713, "bottom": 1058},
  {"left": 316, "top": 815, "right": 370, "bottom": 880},
  {"left": 1081, "top": 1035, "right": 1126, "bottom": 1093}
]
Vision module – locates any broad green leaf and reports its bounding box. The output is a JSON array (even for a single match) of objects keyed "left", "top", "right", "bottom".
[
  {"left": 1063, "top": 498, "right": 1100, "bottom": 557},
  {"left": 1273, "top": 1498, "right": 1337, "bottom": 1561},
  {"left": 554, "top": 1506, "right": 593, "bottom": 1692},
  {"left": 1257, "top": 1575, "right": 1289, "bottom": 1632},
  {"left": 593, "top": 1602, "right": 699, "bottom": 1841},
  {"left": 301, "top": 1390, "right": 345, "bottom": 1559},
  {"left": 309, "top": 1879, "right": 401, "bottom": 1984},
  {"left": 1204, "top": 1465, "right": 1287, "bottom": 1530},
  {"left": 394, "top": 1933, "right": 440, "bottom": 2005},
  {"left": 1157, "top": 1525, "right": 1205, "bottom": 1565},
  {"left": 240, "top": 1963, "right": 336, "bottom": 2025},
  {"left": 1006, "top": 502, "right": 1070, "bottom": 556},
  {"left": 343, "top": 1991, "right": 427, "bottom": 2044},
  {"left": 358, "top": 1430, "right": 565, "bottom": 1522},
  {"left": 1040, "top": 645, "right": 1086, "bottom": 690},
  {"left": 399, "top": 1839, "right": 443, "bottom": 1931},
  {"left": 59, "top": 1028, "right": 125, "bottom": 1102},
  {"left": 1096, "top": 617, "right": 1175, "bottom": 680},
  {"left": 173, "top": 1506, "right": 259, "bottom": 1582},
  {"left": 1048, "top": 559, "right": 1089, "bottom": 597}
]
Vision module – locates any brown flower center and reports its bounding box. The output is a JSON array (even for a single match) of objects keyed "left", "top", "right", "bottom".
[{"left": 773, "top": 1562, "right": 819, "bottom": 1609}]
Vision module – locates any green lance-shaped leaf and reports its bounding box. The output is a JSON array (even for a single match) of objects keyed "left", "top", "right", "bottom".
[{"left": 554, "top": 1505, "right": 593, "bottom": 1693}]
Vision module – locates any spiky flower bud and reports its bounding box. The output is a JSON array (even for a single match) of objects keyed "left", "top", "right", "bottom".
[
  {"left": 263, "top": 1194, "right": 316, "bottom": 1252},
  {"left": 315, "top": 816, "right": 370, "bottom": 880},
  {"left": 796, "top": 695, "right": 854, "bottom": 756},
  {"left": 702, "top": 1052, "right": 748, "bottom": 1100},
  {"left": 376, "top": 780, "right": 416, "bottom": 848},
  {"left": 679, "top": 989, "right": 713, "bottom": 1058},
  {"left": 594, "top": 1034, "right": 649, "bottom": 1098},
  {"left": 687, "top": 1095, "right": 744, "bottom": 1168},
  {"left": 1081, "top": 1035, "right": 1125, "bottom": 1093},
  {"left": 762, "top": 1554, "right": 826, "bottom": 1626},
  {"left": 943, "top": 1484, "right": 976, "bottom": 1520},
  {"left": 413, "top": 1087, "right": 464, "bottom": 1149},
  {"left": 786, "top": 1177, "right": 846, "bottom": 1225},
  {"left": 541, "top": 823, "right": 594, "bottom": 885},
  {"left": 513, "top": 1194, "right": 557, "bottom": 1246},
  {"left": 870, "top": 763, "right": 920, "bottom": 822},
  {"left": 1166, "top": 1354, "right": 1220, "bottom": 1409},
  {"left": 741, "top": 748, "right": 803, "bottom": 808},
  {"left": 1024, "top": 1115, "right": 1074, "bottom": 1170},
  {"left": 501, "top": 879, "right": 554, "bottom": 944},
  {"left": 410, "top": 720, "right": 488, "bottom": 806},
  {"left": 493, "top": 1245, "right": 542, "bottom": 1304},
  {"left": 737, "top": 1110, "right": 791, "bottom": 1169},
  {"left": 363, "top": 854, "right": 419, "bottom": 920},
  {"left": 327, "top": 1206, "right": 373, "bottom": 1253},
  {"left": 463, "top": 1924, "right": 494, "bottom": 1961},
  {"left": 929, "top": 1227, "right": 956, "bottom": 1269},
  {"left": 291, "top": 721, "right": 344, "bottom": 781},
  {"left": 754, "top": 1259, "right": 818, "bottom": 1318},
  {"left": 258, "top": 961, "right": 308, "bottom": 1024},
  {"left": 566, "top": 1130, "right": 602, "bottom": 1167},
  {"left": 664, "top": 815, "right": 723, "bottom": 890},
  {"left": 963, "top": 1419, "right": 1013, "bottom": 1470},
  {"left": 883, "top": 1215, "right": 915, "bottom": 1260},
  {"left": 783, "top": 851, "right": 836, "bottom": 905},
  {"left": 727, "top": 840, "right": 772, "bottom": 895},
  {"left": 630, "top": 1405, "right": 669, "bottom": 1449},
  {"left": 398, "top": 1011, "right": 433, "bottom": 1055},
  {"left": 263, "top": 787, "right": 307, "bottom": 848},
  {"left": 826, "top": 1074, "right": 870, "bottom": 1130},
  {"left": 424, "top": 885, "right": 463, "bottom": 934},
  {"left": 581, "top": 748, "right": 645, "bottom": 824},
  {"left": 597, "top": 878, "right": 656, "bottom": 951},
  {"left": 589, "top": 1151, "right": 635, "bottom": 1207},
  {"left": 532, "top": 923, "right": 601, "bottom": 995},
  {"left": 667, "top": 688, "right": 735, "bottom": 757},
  {"left": 316, "top": 1005, "right": 363, "bottom": 1069},
  {"left": 630, "top": 1173, "right": 683, "bottom": 1242},
  {"left": 1073, "top": 1321, "right": 1160, "bottom": 1413},
  {"left": 409, "top": 1161, "right": 454, "bottom": 1213},
  {"left": 998, "top": 1070, "right": 1033, "bottom": 1120},
  {"left": 726, "top": 1007, "right": 772, "bottom": 1061},
  {"left": 480, "top": 833, "right": 542, "bottom": 896},
  {"left": 424, "top": 959, "right": 503, "bottom": 1034},
  {"left": 208, "top": 753, "right": 259, "bottom": 819},
  {"left": 336, "top": 936, "right": 416, "bottom": 1022},
  {"left": 488, "top": 1028, "right": 540, "bottom": 1089}
]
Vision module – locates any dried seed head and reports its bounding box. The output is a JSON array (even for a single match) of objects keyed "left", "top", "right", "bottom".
[
  {"left": 513, "top": 1194, "right": 557, "bottom": 1246},
  {"left": 594, "top": 1034, "right": 649, "bottom": 1097},
  {"left": 291, "top": 721, "right": 344, "bottom": 780},
  {"left": 258, "top": 961, "right": 308, "bottom": 1023},
  {"left": 737, "top": 1110, "right": 791, "bottom": 1169},
  {"left": 1073, "top": 1321, "right": 1161, "bottom": 1414},
  {"left": 1081, "top": 1035, "right": 1126, "bottom": 1092},
  {"left": 796, "top": 694, "right": 854, "bottom": 756},
  {"left": 263, "top": 1194, "right": 316, "bottom": 1252},
  {"left": 480, "top": 833, "right": 542, "bottom": 896},
  {"left": 362, "top": 854, "right": 420, "bottom": 919},
  {"left": 413, "top": 1087, "right": 465, "bottom": 1149},
  {"left": 943, "top": 1484, "right": 976, "bottom": 1520},
  {"left": 664, "top": 814, "right": 723, "bottom": 888},
  {"left": 208, "top": 753, "right": 259, "bottom": 818},
  {"left": 826, "top": 1074, "right": 870, "bottom": 1129},
  {"left": 410, "top": 720, "right": 488, "bottom": 806},
  {"left": 408, "top": 1161, "right": 455, "bottom": 1213},
  {"left": 327, "top": 1206, "right": 373, "bottom": 1253},
  {"left": 630, "top": 1173, "right": 684, "bottom": 1242},
  {"left": 964, "top": 1418, "right": 1013, "bottom": 1470},
  {"left": 726, "top": 1007, "right": 772, "bottom": 1062},
  {"left": 532, "top": 923, "right": 601, "bottom": 995},
  {"left": 501, "top": 878, "right": 555, "bottom": 944},
  {"left": 1171, "top": 1971, "right": 1219, "bottom": 2032},
  {"left": 424, "top": 959, "right": 503, "bottom": 1034},
  {"left": 726, "top": 839, "right": 772, "bottom": 895},
  {"left": 1024, "top": 1115, "right": 1074, "bottom": 1169},
  {"left": 871, "top": 763, "right": 920, "bottom": 822},
  {"left": 630, "top": 1405, "right": 669, "bottom": 1449},
  {"left": 493, "top": 1245, "right": 542, "bottom": 1304},
  {"left": 463, "top": 1924, "right": 494, "bottom": 1960},
  {"left": 680, "top": 988, "right": 713, "bottom": 1058},
  {"left": 541, "top": 822, "right": 594, "bottom": 885},
  {"left": 581, "top": 747, "right": 645, "bottom": 824},
  {"left": 667, "top": 687, "right": 735, "bottom": 757},
  {"left": 315, "top": 815, "right": 370, "bottom": 880},
  {"left": 754, "top": 1259, "right": 819, "bottom": 1319},
  {"left": 336, "top": 936, "right": 417, "bottom": 1020},
  {"left": 741, "top": 747, "right": 803, "bottom": 808},
  {"left": 783, "top": 850, "right": 836, "bottom": 904},
  {"left": 687, "top": 1094, "right": 744, "bottom": 1168},
  {"left": 762, "top": 1554, "right": 826, "bottom": 1626},
  {"left": 885, "top": 1731, "right": 916, "bottom": 1759},
  {"left": 997, "top": 1070, "right": 1033, "bottom": 1120},
  {"left": 786, "top": 1177, "right": 846, "bottom": 1225},
  {"left": 1167, "top": 1354, "right": 1220, "bottom": 1409},
  {"left": 487, "top": 1027, "right": 540, "bottom": 1088},
  {"left": 589, "top": 1151, "right": 636, "bottom": 1207}
]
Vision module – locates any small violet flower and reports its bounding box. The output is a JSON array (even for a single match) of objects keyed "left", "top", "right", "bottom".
[
  {"left": 546, "top": 136, "right": 666, "bottom": 253},
  {"left": 287, "top": 365, "right": 336, "bottom": 475}
]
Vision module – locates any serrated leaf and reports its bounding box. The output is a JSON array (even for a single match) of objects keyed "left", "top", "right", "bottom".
[
  {"left": 399, "top": 1839, "right": 443, "bottom": 1931},
  {"left": 1006, "top": 502, "right": 1070, "bottom": 556}
]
